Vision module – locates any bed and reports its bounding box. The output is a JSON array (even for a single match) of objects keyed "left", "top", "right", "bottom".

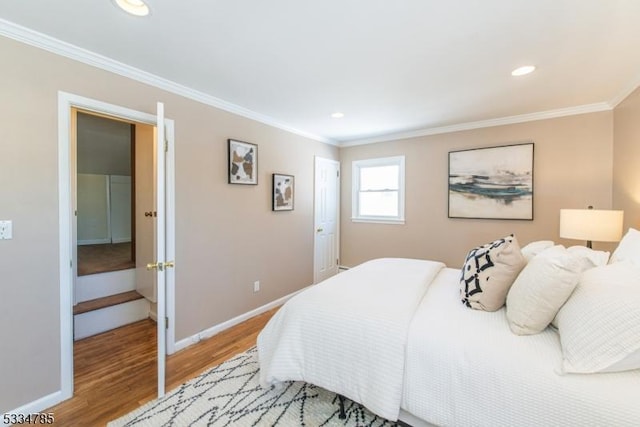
[{"left": 257, "top": 233, "right": 640, "bottom": 426}]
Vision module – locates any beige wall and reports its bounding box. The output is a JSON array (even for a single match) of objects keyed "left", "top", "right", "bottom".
[
  {"left": 340, "top": 112, "right": 615, "bottom": 268},
  {"left": 1, "top": 30, "right": 637, "bottom": 414},
  {"left": 77, "top": 112, "right": 132, "bottom": 176},
  {"left": 0, "top": 36, "right": 337, "bottom": 412},
  {"left": 613, "top": 87, "right": 640, "bottom": 230}
]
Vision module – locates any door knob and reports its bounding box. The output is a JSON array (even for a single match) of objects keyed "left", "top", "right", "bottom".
[
  {"left": 316, "top": 227, "right": 323, "bottom": 233},
  {"left": 146, "top": 261, "right": 175, "bottom": 271},
  {"left": 147, "top": 262, "right": 163, "bottom": 271}
]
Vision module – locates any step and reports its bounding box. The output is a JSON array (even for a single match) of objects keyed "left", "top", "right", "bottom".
[
  {"left": 76, "top": 268, "right": 136, "bottom": 303},
  {"left": 74, "top": 290, "right": 144, "bottom": 315},
  {"left": 74, "top": 293, "right": 150, "bottom": 340}
]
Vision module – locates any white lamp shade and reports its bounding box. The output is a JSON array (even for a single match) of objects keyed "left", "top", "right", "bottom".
[{"left": 559, "top": 209, "right": 624, "bottom": 242}]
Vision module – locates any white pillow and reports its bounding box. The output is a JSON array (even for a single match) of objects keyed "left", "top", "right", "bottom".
[
  {"left": 506, "top": 246, "right": 583, "bottom": 335},
  {"left": 567, "top": 245, "right": 610, "bottom": 267},
  {"left": 520, "top": 240, "right": 555, "bottom": 262},
  {"left": 610, "top": 228, "right": 640, "bottom": 266},
  {"left": 555, "top": 262, "right": 640, "bottom": 373}
]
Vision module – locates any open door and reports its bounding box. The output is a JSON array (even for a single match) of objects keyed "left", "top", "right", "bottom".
[{"left": 148, "top": 102, "right": 171, "bottom": 397}]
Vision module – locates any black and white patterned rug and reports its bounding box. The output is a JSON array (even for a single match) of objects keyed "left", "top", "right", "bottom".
[{"left": 108, "top": 347, "right": 397, "bottom": 426}]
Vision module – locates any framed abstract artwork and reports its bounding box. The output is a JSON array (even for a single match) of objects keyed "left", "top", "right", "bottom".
[
  {"left": 272, "top": 174, "right": 294, "bottom": 211},
  {"left": 228, "top": 139, "right": 258, "bottom": 185},
  {"left": 448, "top": 142, "right": 534, "bottom": 220}
]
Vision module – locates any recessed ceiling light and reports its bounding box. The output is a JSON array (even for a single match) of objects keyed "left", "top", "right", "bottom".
[
  {"left": 114, "top": 0, "right": 150, "bottom": 16},
  {"left": 331, "top": 112, "right": 345, "bottom": 119},
  {"left": 511, "top": 65, "right": 536, "bottom": 76}
]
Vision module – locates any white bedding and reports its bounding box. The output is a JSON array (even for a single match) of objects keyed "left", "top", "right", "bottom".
[
  {"left": 402, "top": 267, "right": 640, "bottom": 427},
  {"left": 257, "top": 258, "right": 445, "bottom": 420}
]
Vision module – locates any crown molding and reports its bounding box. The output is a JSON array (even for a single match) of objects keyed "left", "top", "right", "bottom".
[
  {"left": 0, "top": 18, "right": 337, "bottom": 146},
  {"left": 3, "top": 18, "right": 636, "bottom": 149},
  {"left": 339, "top": 102, "right": 613, "bottom": 147}
]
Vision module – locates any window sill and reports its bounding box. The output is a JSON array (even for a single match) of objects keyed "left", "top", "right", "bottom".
[{"left": 351, "top": 217, "right": 405, "bottom": 225}]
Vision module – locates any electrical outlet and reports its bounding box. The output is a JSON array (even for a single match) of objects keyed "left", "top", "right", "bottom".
[
  {"left": 253, "top": 281, "right": 260, "bottom": 292},
  {"left": 0, "top": 220, "right": 12, "bottom": 240}
]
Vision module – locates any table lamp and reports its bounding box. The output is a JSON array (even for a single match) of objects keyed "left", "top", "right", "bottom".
[{"left": 559, "top": 206, "right": 624, "bottom": 248}]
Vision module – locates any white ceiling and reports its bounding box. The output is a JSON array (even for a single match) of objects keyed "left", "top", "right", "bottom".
[{"left": 1, "top": 0, "right": 639, "bottom": 145}]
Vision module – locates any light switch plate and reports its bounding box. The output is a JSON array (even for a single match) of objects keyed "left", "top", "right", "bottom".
[{"left": 0, "top": 220, "right": 13, "bottom": 239}]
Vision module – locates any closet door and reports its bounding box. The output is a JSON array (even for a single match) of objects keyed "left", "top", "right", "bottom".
[
  {"left": 77, "top": 173, "right": 110, "bottom": 245},
  {"left": 109, "top": 175, "right": 131, "bottom": 244}
]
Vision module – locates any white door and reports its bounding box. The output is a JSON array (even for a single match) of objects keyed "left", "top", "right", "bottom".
[
  {"left": 136, "top": 102, "right": 173, "bottom": 397},
  {"left": 109, "top": 175, "right": 132, "bottom": 244},
  {"left": 154, "top": 102, "right": 170, "bottom": 398},
  {"left": 314, "top": 157, "right": 340, "bottom": 283}
]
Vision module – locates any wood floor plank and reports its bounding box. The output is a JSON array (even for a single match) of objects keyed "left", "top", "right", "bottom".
[{"left": 45, "top": 307, "right": 278, "bottom": 426}]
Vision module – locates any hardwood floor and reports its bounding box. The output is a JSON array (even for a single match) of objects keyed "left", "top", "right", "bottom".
[{"left": 45, "top": 307, "right": 278, "bottom": 426}]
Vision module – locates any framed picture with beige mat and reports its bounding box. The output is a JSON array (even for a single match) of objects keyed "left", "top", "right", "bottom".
[
  {"left": 228, "top": 139, "right": 258, "bottom": 185},
  {"left": 272, "top": 173, "right": 294, "bottom": 211}
]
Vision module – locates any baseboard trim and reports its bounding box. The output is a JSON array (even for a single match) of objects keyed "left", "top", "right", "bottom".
[
  {"left": 173, "top": 286, "right": 310, "bottom": 353},
  {"left": 78, "top": 238, "right": 110, "bottom": 245},
  {"left": 2, "top": 390, "right": 63, "bottom": 427},
  {"left": 111, "top": 237, "right": 132, "bottom": 244}
]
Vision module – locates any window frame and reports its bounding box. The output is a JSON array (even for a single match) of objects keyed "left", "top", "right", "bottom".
[{"left": 351, "top": 155, "right": 405, "bottom": 224}]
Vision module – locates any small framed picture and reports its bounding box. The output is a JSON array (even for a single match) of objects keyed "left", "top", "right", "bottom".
[
  {"left": 228, "top": 139, "right": 258, "bottom": 185},
  {"left": 272, "top": 174, "right": 294, "bottom": 211}
]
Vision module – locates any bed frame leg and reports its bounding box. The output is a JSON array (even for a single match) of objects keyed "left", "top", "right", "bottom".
[{"left": 338, "top": 394, "right": 346, "bottom": 419}]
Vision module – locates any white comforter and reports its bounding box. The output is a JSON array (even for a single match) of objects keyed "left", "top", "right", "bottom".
[
  {"left": 402, "top": 268, "right": 640, "bottom": 427},
  {"left": 257, "top": 258, "right": 445, "bottom": 421}
]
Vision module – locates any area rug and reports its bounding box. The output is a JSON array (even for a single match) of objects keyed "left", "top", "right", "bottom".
[{"left": 108, "top": 347, "right": 397, "bottom": 426}]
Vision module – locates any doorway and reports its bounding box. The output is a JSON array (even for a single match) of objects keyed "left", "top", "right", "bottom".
[
  {"left": 72, "top": 109, "right": 157, "bottom": 339},
  {"left": 75, "top": 111, "right": 136, "bottom": 277},
  {"left": 58, "top": 92, "right": 176, "bottom": 404}
]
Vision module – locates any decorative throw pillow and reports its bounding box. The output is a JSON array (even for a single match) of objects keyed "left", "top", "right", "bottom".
[
  {"left": 506, "top": 245, "right": 584, "bottom": 335},
  {"left": 520, "top": 240, "right": 555, "bottom": 262},
  {"left": 609, "top": 228, "right": 640, "bottom": 266},
  {"left": 555, "top": 262, "right": 640, "bottom": 373},
  {"left": 460, "top": 235, "right": 526, "bottom": 311}
]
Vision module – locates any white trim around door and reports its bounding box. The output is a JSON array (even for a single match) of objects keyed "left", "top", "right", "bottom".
[{"left": 57, "top": 91, "right": 176, "bottom": 404}]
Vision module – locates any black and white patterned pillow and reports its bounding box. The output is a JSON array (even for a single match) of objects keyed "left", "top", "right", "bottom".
[{"left": 460, "top": 235, "right": 526, "bottom": 311}]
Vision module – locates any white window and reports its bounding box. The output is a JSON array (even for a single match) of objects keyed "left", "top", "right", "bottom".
[{"left": 352, "top": 156, "right": 405, "bottom": 224}]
